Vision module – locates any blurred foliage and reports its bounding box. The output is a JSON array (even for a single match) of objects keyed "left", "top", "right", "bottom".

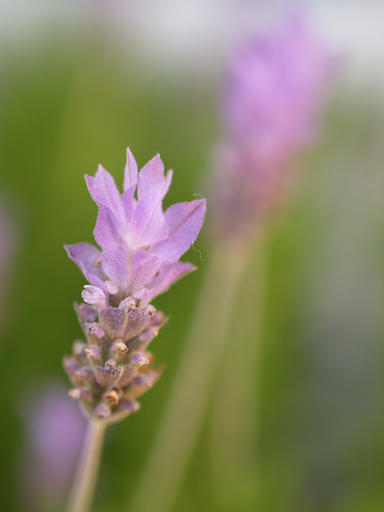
[{"left": 1, "top": 25, "right": 384, "bottom": 512}]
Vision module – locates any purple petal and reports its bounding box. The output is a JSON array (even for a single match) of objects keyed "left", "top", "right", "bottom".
[
  {"left": 85, "top": 166, "right": 124, "bottom": 223},
  {"left": 123, "top": 148, "right": 138, "bottom": 191},
  {"left": 134, "top": 261, "right": 196, "bottom": 306},
  {"left": 101, "top": 247, "right": 160, "bottom": 295},
  {"left": 160, "top": 169, "right": 173, "bottom": 200},
  {"left": 129, "top": 185, "right": 168, "bottom": 250},
  {"left": 106, "top": 281, "right": 119, "bottom": 295},
  {"left": 101, "top": 246, "right": 128, "bottom": 291},
  {"left": 93, "top": 205, "right": 121, "bottom": 251},
  {"left": 64, "top": 243, "right": 106, "bottom": 288},
  {"left": 121, "top": 184, "right": 137, "bottom": 224},
  {"left": 128, "top": 250, "right": 161, "bottom": 292},
  {"left": 137, "top": 154, "right": 165, "bottom": 201},
  {"left": 151, "top": 199, "right": 206, "bottom": 264}
]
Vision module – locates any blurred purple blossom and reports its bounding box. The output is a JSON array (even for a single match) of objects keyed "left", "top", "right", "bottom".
[
  {"left": 21, "top": 383, "right": 86, "bottom": 511},
  {"left": 212, "top": 16, "right": 334, "bottom": 238},
  {"left": 225, "top": 16, "right": 332, "bottom": 153},
  {"left": 66, "top": 149, "right": 206, "bottom": 308}
]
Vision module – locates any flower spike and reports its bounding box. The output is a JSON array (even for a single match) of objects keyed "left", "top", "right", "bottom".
[
  {"left": 211, "top": 15, "right": 334, "bottom": 240},
  {"left": 64, "top": 149, "right": 206, "bottom": 422}
]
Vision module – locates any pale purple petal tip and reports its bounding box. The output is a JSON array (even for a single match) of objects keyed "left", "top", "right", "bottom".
[
  {"left": 160, "top": 169, "right": 173, "bottom": 200},
  {"left": 64, "top": 243, "right": 106, "bottom": 289},
  {"left": 93, "top": 205, "right": 121, "bottom": 252},
  {"left": 135, "top": 261, "right": 197, "bottom": 306},
  {"left": 123, "top": 147, "right": 138, "bottom": 191},
  {"left": 129, "top": 185, "right": 169, "bottom": 250},
  {"left": 137, "top": 154, "right": 165, "bottom": 201},
  {"left": 151, "top": 199, "right": 206, "bottom": 264},
  {"left": 92, "top": 165, "right": 125, "bottom": 222},
  {"left": 121, "top": 184, "right": 137, "bottom": 224},
  {"left": 84, "top": 174, "right": 94, "bottom": 200}
]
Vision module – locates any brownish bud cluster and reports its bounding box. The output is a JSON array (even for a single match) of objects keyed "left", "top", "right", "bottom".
[{"left": 63, "top": 297, "right": 166, "bottom": 423}]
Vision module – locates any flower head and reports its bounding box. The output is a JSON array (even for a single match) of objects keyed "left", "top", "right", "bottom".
[
  {"left": 66, "top": 149, "right": 205, "bottom": 307},
  {"left": 64, "top": 149, "right": 206, "bottom": 422},
  {"left": 225, "top": 16, "right": 332, "bottom": 155},
  {"left": 212, "top": 16, "right": 334, "bottom": 239}
]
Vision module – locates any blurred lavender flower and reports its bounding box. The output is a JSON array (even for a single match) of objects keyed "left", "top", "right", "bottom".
[
  {"left": 212, "top": 16, "right": 334, "bottom": 239},
  {"left": 21, "top": 383, "right": 86, "bottom": 512},
  {"left": 64, "top": 149, "right": 206, "bottom": 422}
]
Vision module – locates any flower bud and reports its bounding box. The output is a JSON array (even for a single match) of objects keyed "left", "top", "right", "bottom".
[
  {"left": 130, "top": 353, "right": 150, "bottom": 367},
  {"left": 94, "top": 366, "right": 115, "bottom": 388},
  {"left": 68, "top": 388, "right": 81, "bottom": 400},
  {"left": 73, "top": 367, "right": 94, "bottom": 382},
  {"left": 115, "top": 364, "right": 137, "bottom": 387},
  {"left": 82, "top": 285, "right": 107, "bottom": 311},
  {"left": 74, "top": 302, "right": 97, "bottom": 329},
  {"left": 72, "top": 341, "right": 88, "bottom": 364},
  {"left": 120, "top": 399, "right": 140, "bottom": 414},
  {"left": 113, "top": 340, "right": 128, "bottom": 353},
  {"left": 104, "top": 388, "right": 122, "bottom": 407},
  {"left": 95, "top": 403, "right": 111, "bottom": 419},
  {"left": 84, "top": 346, "right": 101, "bottom": 361},
  {"left": 123, "top": 368, "right": 162, "bottom": 400}
]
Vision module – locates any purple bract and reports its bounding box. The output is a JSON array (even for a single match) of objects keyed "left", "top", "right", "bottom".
[{"left": 65, "top": 149, "right": 206, "bottom": 307}]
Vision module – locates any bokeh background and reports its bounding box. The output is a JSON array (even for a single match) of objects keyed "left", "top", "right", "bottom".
[{"left": 1, "top": 1, "right": 384, "bottom": 511}]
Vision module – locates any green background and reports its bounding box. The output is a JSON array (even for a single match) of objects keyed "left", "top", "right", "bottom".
[{"left": 1, "top": 21, "right": 384, "bottom": 512}]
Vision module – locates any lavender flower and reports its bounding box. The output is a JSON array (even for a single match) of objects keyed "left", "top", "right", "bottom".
[
  {"left": 64, "top": 149, "right": 206, "bottom": 422},
  {"left": 21, "top": 383, "right": 86, "bottom": 511},
  {"left": 212, "top": 16, "right": 333, "bottom": 239}
]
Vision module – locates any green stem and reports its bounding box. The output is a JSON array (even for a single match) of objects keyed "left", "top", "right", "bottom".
[
  {"left": 129, "top": 243, "right": 249, "bottom": 512},
  {"left": 210, "top": 235, "right": 266, "bottom": 504},
  {"left": 65, "top": 419, "right": 106, "bottom": 512}
]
